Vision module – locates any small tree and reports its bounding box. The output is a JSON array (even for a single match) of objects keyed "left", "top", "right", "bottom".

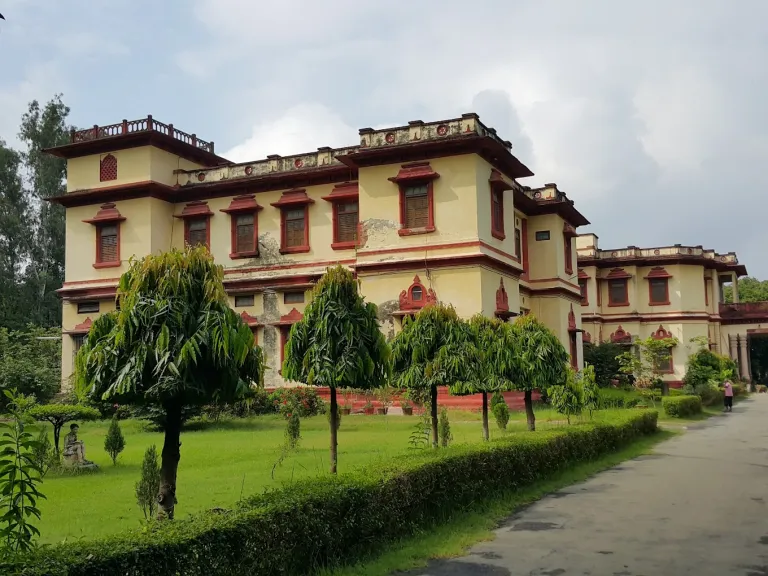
[
  {"left": 581, "top": 365, "right": 600, "bottom": 419},
  {"left": 618, "top": 335, "right": 677, "bottom": 403},
  {"left": 135, "top": 445, "right": 161, "bottom": 521},
  {"left": 76, "top": 247, "right": 265, "bottom": 518},
  {"left": 282, "top": 265, "right": 389, "bottom": 474},
  {"left": 27, "top": 404, "right": 100, "bottom": 456},
  {"left": 492, "top": 399, "right": 510, "bottom": 430},
  {"left": 392, "top": 304, "right": 477, "bottom": 448},
  {"left": 549, "top": 368, "right": 584, "bottom": 424},
  {"left": 502, "top": 315, "right": 569, "bottom": 431},
  {"left": 449, "top": 315, "right": 505, "bottom": 441},
  {"left": 104, "top": 417, "right": 126, "bottom": 465},
  {"left": 582, "top": 341, "right": 623, "bottom": 387},
  {"left": 438, "top": 406, "right": 452, "bottom": 447}
]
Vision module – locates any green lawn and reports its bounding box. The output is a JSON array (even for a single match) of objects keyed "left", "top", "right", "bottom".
[{"left": 36, "top": 406, "right": 633, "bottom": 544}]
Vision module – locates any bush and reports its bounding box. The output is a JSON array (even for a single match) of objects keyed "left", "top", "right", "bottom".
[
  {"left": 583, "top": 342, "right": 624, "bottom": 387},
  {"left": 668, "top": 388, "right": 684, "bottom": 396},
  {"left": 662, "top": 395, "right": 702, "bottom": 417},
  {"left": 492, "top": 401, "right": 510, "bottom": 430},
  {"left": 104, "top": 418, "right": 126, "bottom": 465},
  {"left": 598, "top": 388, "right": 641, "bottom": 409},
  {"left": 269, "top": 387, "right": 324, "bottom": 418},
  {"left": 0, "top": 327, "right": 61, "bottom": 408},
  {"left": 135, "top": 446, "right": 160, "bottom": 521},
  {"left": 731, "top": 384, "right": 745, "bottom": 397},
  {"left": 8, "top": 412, "right": 658, "bottom": 575},
  {"left": 284, "top": 412, "right": 301, "bottom": 449},
  {"left": 438, "top": 406, "right": 452, "bottom": 447}
]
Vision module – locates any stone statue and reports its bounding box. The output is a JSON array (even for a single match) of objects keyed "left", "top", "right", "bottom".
[{"left": 63, "top": 423, "right": 94, "bottom": 466}]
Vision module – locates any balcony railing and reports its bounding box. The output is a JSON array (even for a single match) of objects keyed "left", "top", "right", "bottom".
[
  {"left": 70, "top": 115, "right": 214, "bottom": 153},
  {"left": 719, "top": 302, "right": 768, "bottom": 318}
]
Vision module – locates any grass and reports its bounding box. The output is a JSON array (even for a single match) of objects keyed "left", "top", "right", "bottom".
[
  {"left": 35, "top": 406, "right": 637, "bottom": 544},
  {"left": 319, "top": 430, "right": 675, "bottom": 576}
]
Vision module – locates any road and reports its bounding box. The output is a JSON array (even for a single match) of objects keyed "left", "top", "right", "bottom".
[{"left": 402, "top": 396, "right": 768, "bottom": 576}]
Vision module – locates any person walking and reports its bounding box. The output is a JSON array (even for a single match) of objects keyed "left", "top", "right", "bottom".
[{"left": 723, "top": 380, "right": 734, "bottom": 412}]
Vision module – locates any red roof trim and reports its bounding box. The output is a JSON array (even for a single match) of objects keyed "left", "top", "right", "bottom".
[
  {"left": 605, "top": 268, "right": 632, "bottom": 280},
  {"left": 489, "top": 169, "right": 514, "bottom": 191},
  {"left": 270, "top": 189, "right": 315, "bottom": 208},
  {"left": 321, "top": 182, "right": 359, "bottom": 202},
  {"left": 273, "top": 307, "right": 304, "bottom": 325},
  {"left": 220, "top": 195, "right": 263, "bottom": 214},
  {"left": 174, "top": 201, "right": 214, "bottom": 219},
  {"left": 82, "top": 202, "right": 126, "bottom": 225},
  {"left": 644, "top": 266, "right": 673, "bottom": 279},
  {"left": 387, "top": 162, "right": 440, "bottom": 183}
]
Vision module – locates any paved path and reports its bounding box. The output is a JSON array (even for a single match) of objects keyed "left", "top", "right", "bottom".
[{"left": 402, "top": 396, "right": 768, "bottom": 576}]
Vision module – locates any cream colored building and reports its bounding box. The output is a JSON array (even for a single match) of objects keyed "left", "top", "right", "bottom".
[
  {"left": 576, "top": 234, "right": 768, "bottom": 385},
  {"left": 48, "top": 114, "right": 589, "bottom": 388}
]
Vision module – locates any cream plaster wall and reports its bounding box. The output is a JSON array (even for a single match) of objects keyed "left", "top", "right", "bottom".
[
  {"left": 526, "top": 214, "right": 566, "bottom": 282},
  {"left": 475, "top": 157, "right": 518, "bottom": 260}
]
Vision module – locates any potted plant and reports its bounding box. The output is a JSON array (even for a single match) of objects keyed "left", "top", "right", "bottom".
[
  {"left": 400, "top": 390, "right": 414, "bottom": 416},
  {"left": 340, "top": 388, "right": 353, "bottom": 416},
  {"left": 376, "top": 385, "right": 393, "bottom": 415},
  {"left": 363, "top": 390, "right": 375, "bottom": 415}
]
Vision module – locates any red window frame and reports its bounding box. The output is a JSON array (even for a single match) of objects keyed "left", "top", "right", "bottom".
[
  {"left": 175, "top": 201, "right": 213, "bottom": 250},
  {"left": 521, "top": 219, "right": 530, "bottom": 280},
  {"left": 271, "top": 190, "right": 314, "bottom": 254},
  {"left": 99, "top": 154, "right": 117, "bottom": 182},
  {"left": 578, "top": 278, "right": 588, "bottom": 305},
  {"left": 654, "top": 352, "right": 674, "bottom": 374},
  {"left": 491, "top": 188, "right": 505, "bottom": 240},
  {"left": 648, "top": 278, "right": 670, "bottom": 306},
  {"left": 608, "top": 279, "right": 629, "bottom": 307},
  {"left": 221, "top": 195, "right": 262, "bottom": 259},
  {"left": 332, "top": 201, "right": 359, "bottom": 249},
  {"left": 569, "top": 332, "right": 578, "bottom": 369},
  {"left": 514, "top": 228, "right": 522, "bottom": 259},
  {"left": 83, "top": 202, "right": 125, "bottom": 269},
  {"left": 184, "top": 216, "right": 210, "bottom": 248},
  {"left": 564, "top": 235, "right": 573, "bottom": 275},
  {"left": 96, "top": 222, "right": 120, "bottom": 266},
  {"left": 389, "top": 162, "right": 439, "bottom": 236}
]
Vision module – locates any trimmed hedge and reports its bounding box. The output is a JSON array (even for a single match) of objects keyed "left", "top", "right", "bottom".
[
  {"left": 6, "top": 412, "right": 658, "bottom": 576},
  {"left": 662, "top": 395, "right": 702, "bottom": 417}
]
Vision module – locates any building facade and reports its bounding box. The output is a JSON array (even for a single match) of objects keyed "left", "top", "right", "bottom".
[
  {"left": 49, "top": 114, "right": 589, "bottom": 388},
  {"left": 576, "top": 234, "right": 768, "bottom": 385}
]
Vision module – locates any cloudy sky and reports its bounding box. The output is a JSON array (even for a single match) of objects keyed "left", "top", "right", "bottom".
[{"left": 1, "top": 0, "right": 766, "bottom": 276}]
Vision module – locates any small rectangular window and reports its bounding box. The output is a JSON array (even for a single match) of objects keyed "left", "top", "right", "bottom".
[
  {"left": 335, "top": 202, "right": 358, "bottom": 244},
  {"left": 649, "top": 278, "right": 669, "bottom": 305},
  {"left": 284, "top": 292, "right": 305, "bottom": 304},
  {"left": 608, "top": 279, "right": 629, "bottom": 306},
  {"left": 654, "top": 353, "right": 673, "bottom": 373},
  {"left": 235, "top": 294, "right": 255, "bottom": 308},
  {"left": 579, "top": 279, "right": 588, "bottom": 305},
  {"left": 98, "top": 224, "right": 119, "bottom": 263},
  {"left": 187, "top": 218, "right": 208, "bottom": 247},
  {"left": 514, "top": 228, "right": 522, "bottom": 258},
  {"left": 235, "top": 214, "right": 255, "bottom": 254},
  {"left": 535, "top": 230, "right": 550, "bottom": 241},
  {"left": 491, "top": 189, "right": 504, "bottom": 237},
  {"left": 564, "top": 236, "right": 573, "bottom": 274},
  {"left": 77, "top": 301, "right": 99, "bottom": 314},
  {"left": 285, "top": 208, "right": 306, "bottom": 248},
  {"left": 404, "top": 185, "right": 429, "bottom": 229},
  {"left": 72, "top": 334, "right": 85, "bottom": 363}
]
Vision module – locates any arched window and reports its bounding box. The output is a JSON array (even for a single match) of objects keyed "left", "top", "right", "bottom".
[{"left": 100, "top": 154, "right": 117, "bottom": 182}]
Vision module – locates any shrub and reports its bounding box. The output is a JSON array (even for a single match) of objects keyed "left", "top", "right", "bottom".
[
  {"left": 662, "top": 395, "right": 702, "bottom": 417},
  {"left": 135, "top": 446, "right": 160, "bottom": 521},
  {"left": 269, "top": 387, "right": 324, "bottom": 418},
  {"left": 492, "top": 401, "right": 510, "bottom": 430},
  {"left": 731, "top": 384, "right": 744, "bottom": 397},
  {"left": 0, "top": 327, "right": 61, "bottom": 408},
  {"left": 582, "top": 341, "right": 623, "bottom": 387},
  {"left": 27, "top": 404, "right": 100, "bottom": 456},
  {"left": 103, "top": 418, "right": 126, "bottom": 466},
  {"left": 489, "top": 391, "right": 505, "bottom": 411},
  {"left": 668, "top": 388, "right": 684, "bottom": 396},
  {"left": 599, "top": 388, "right": 641, "bottom": 409},
  {"left": 438, "top": 407, "right": 452, "bottom": 447},
  {"left": 7, "top": 412, "right": 658, "bottom": 575},
  {"left": 284, "top": 412, "right": 301, "bottom": 450},
  {"left": 31, "top": 429, "right": 56, "bottom": 478}
]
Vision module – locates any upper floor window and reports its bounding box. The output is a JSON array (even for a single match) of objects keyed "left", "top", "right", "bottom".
[
  {"left": 563, "top": 223, "right": 576, "bottom": 276},
  {"left": 221, "top": 195, "right": 262, "bottom": 258},
  {"left": 514, "top": 228, "right": 522, "bottom": 259},
  {"left": 176, "top": 201, "right": 213, "bottom": 250},
  {"left": 488, "top": 170, "right": 511, "bottom": 240},
  {"left": 608, "top": 279, "right": 629, "bottom": 306},
  {"left": 271, "top": 189, "right": 314, "bottom": 254},
  {"left": 99, "top": 154, "right": 117, "bottom": 182},
  {"left": 322, "top": 182, "right": 359, "bottom": 250},
  {"left": 646, "top": 267, "right": 672, "bottom": 306},
  {"left": 235, "top": 214, "right": 255, "bottom": 253},
  {"left": 77, "top": 301, "right": 99, "bottom": 314},
  {"left": 83, "top": 202, "right": 125, "bottom": 269},
  {"left": 579, "top": 279, "right": 588, "bottom": 305},
  {"left": 389, "top": 162, "right": 439, "bottom": 236}
]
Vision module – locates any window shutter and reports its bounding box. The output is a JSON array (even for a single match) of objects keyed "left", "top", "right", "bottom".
[
  {"left": 336, "top": 202, "right": 358, "bottom": 243},
  {"left": 404, "top": 185, "right": 429, "bottom": 229},
  {"left": 235, "top": 214, "right": 255, "bottom": 253},
  {"left": 285, "top": 209, "right": 305, "bottom": 248},
  {"left": 98, "top": 224, "right": 118, "bottom": 263},
  {"left": 187, "top": 218, "right": 208, "bottom": 247}
]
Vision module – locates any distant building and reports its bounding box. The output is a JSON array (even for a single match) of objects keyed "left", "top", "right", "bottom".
[
  {"left": 47, "top": 114, "right": 589, "bottom": 388},
  {"left": 577, "top": 234, "right": 768, "bottom": 385}
]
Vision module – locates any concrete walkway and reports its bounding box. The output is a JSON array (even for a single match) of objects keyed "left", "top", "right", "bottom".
[{"left": 402, "top": 396, "right": 768, "bottom": 576}]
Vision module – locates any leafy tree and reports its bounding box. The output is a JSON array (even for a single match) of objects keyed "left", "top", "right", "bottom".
[
  {"left": 392, "top": 304, "right": 477, "bottom": 448},
  {"left": 0, "top": 326, "right": 61, "bottom": 406},
  {"left": 0, "top": 390, "right": 45, "bottom": 553},
  {"left": 618, "top": 335, "right": 678, "bottom": 401},
  {"left": 492, "top": 400, "right": 510, "bottom": 430},
  {"left": 503, "top": 315, "right": 569, "bottom": 431},
  {"left": 581, "top": 365, "right": 600, "bottom": 418},
  {"left": 438, "top": 406, "right": 452, "bottom": 447},
  {"left": 135, "top": 445, "right": 161, "bottom": 521},
  {"left": 30, "top": 429, "right": 55, "bottom": 478},
  {"left": 104, "top": 417, "right": 126, "bottom": 465},
  {"left": 448, "top": 315, "right": 504, "bottom": 441},
  {"left": 27, "top": 404, "right": 99, "bottom": 456},
  {"left": 282, "top": 265, "right": 389, "bottom": 473},
  {"left": 75, "top": 247, "right": 265, "bottom": 518},
  {"left": 548, "top": 370, "right": 583, "bottom": 424},
  {"left": 582, "top": 341, "right": 623, "bottom": 387},
  {"left": 724, "top": 277, "right": 768, "bottom": 303}
]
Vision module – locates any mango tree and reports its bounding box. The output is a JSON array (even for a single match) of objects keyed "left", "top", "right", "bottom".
[
  {"left": 391, "top": 304, "right": 477, "bottom": 448},
  {"left": 282, "top": 265, "right": 389, "bottom": 474},
  {"left": 75, "top": 246, "right": 264, "bottom": 519}
]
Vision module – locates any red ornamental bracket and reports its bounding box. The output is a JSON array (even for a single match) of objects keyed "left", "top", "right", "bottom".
[
  {"left": 399, "top": 275, "right": 437, "bottom": 311},
  {"left": 567, "top": 305, "right": 577, "bottom": 332},
  {"left": 495, "top": 278, "right": 509, "bottom": 314},
  {"left": 652, "top": 325, "right": 673, "bottom": 340},
  {"left": 610, "top": 325, "right": 632, "bottom": 343}
]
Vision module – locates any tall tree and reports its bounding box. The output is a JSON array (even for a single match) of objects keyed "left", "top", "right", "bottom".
[
  {"left": 75, "top": 247, "right": 265, "bottom": 519},
  {"left": 391, "top": 304, "right": 477, "bottom": 448},
  {"left": 448, "top": 314, "right": 503, "bottom": 441},
  {"left": 724, "top": 277, "right": 768, "bottom": 303},
  {"left": 18, "top": 95, "right": 71, "bottom": 327},
  {"left": 282, "top": 265, "right": 389, "bottom": 474},
  {"left": 503, "top": 314, "right": 569, "bottom": 431}
]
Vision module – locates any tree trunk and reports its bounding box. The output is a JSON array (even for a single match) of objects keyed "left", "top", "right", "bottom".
[
  {"left": 524, "top": 389, "right": 536, "bottom": 431},
  {"left": 53, "top": 423, "right": 61, "bottom": 455},
  {"left": 431, "top": 385, "right": 439, "bottom": 448},
  {"left": 330, "top": 387, "right": 338, "bottom": 474},
  {"left": 158, "top": 403, "right": 182, "bottom": 520},
  {"left": 482, "top": 392, "right": 489, "bottom": 441}
]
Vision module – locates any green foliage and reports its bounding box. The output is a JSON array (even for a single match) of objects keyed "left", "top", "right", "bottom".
[
  {"left": 282, "top": 265, "right": 389, "bottom": 391},
  {"left": 548, "top": 370, "right": 583, "bottom": 424},
  {"left": 268, "top": 387, "right": 324, "bottom": 418},
  {"left": 582, "top": 341, "right": 623, "bottom": 387},
  {"left": 581, "top": 365, "right": 600, "bottom": 418},
  {"left": 27, "top": 404, "right": 99, "bottom": 455},
  {"left": 0, "top": 327, "right": 61, "bottom": 407},
  {"left": 683, "top": 345, "right": 732, "bottom": 391},
  {"left": 284, "top": 413, "right": 301, "bottom": 450},
  {"left": 131, "top": 405, "right": 202, "bottom": 430},
  {"left": 103, "top": 418, "right": 126, "bottom": 466},
  {"left": 598, "top": 388, "right": 642, "bottom": 408},
  {"left": 618, "top": 335, "right": 677, "bottom": 392},
  {"left": 326, "top": 404, "right": 342, "bottom": 430},
  {"left": 723, "top": 277, "right": 768, "bottom": 303},
  {"left": 448, "top": 315, "right": 505, "bottom": 396},
  {"left": 30, "top": 429, "right": 55, "bottom": 478},
  {"left": 662, "top": 395, "right": 702, "bottom": 417},
  {"left": 438, "top": 407, "right": 452, "bottom": 447},
  {"left": 0, "top": 390, "right": 46, "bottom": 554},
  {"left": 490, "top": 391, "right": 505, "bottom": 411},
  {"left": 6, "top": 412, "right": 658, "bottom": 575},
  {"left": 492, "top": 401, "right": 510, "bottom": 430},
  {"left": 135, "top": 446, "right": 160, "bottom": 521}
]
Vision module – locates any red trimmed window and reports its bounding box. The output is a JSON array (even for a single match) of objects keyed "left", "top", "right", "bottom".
[
  {"left": 221, "top": 195, "right": 262, "bottom": 258},
  {"left": 271, "top": 190, "right": 314, "bottom": 254},
  {"left": 235, "top": 214, "right": 255, "bottom": 253},
  {"left": 514, "top": 228, "right": 522, "bottom": 259},
  {"left": 83, "top": 202, "right": 125, "bottom": 269},
  {"left": 608, "top": 279, "right": 629, "bottom": 306},
  {"left": 186, "top": 218, "right": 208, "bottom": 247},
  {"left": 335, "top": 202, "right": 358, "bottom": 245},
  {"left": 654, "top": 353, "right": 673, "bottom": 374},
  {"left": 579, "top": 279, "right": 588, "bottom": 305},
  {"left": 564, "top": 236, "right": 573, "bottom": 275},
  {"left": 100, "top": 154, "right": 117, "bottom": 182},
  {"left": 389, "top": 162, "right": 439, "bottom": 236},
  {"left": 491, "top": 188, "right": 504, "bottom": 239},
  {"left": 649, "top": 278, "right": 670, "bottom": 305},
  {"left": 569, "top": 333, "right": 578, "bottom": 369}
]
